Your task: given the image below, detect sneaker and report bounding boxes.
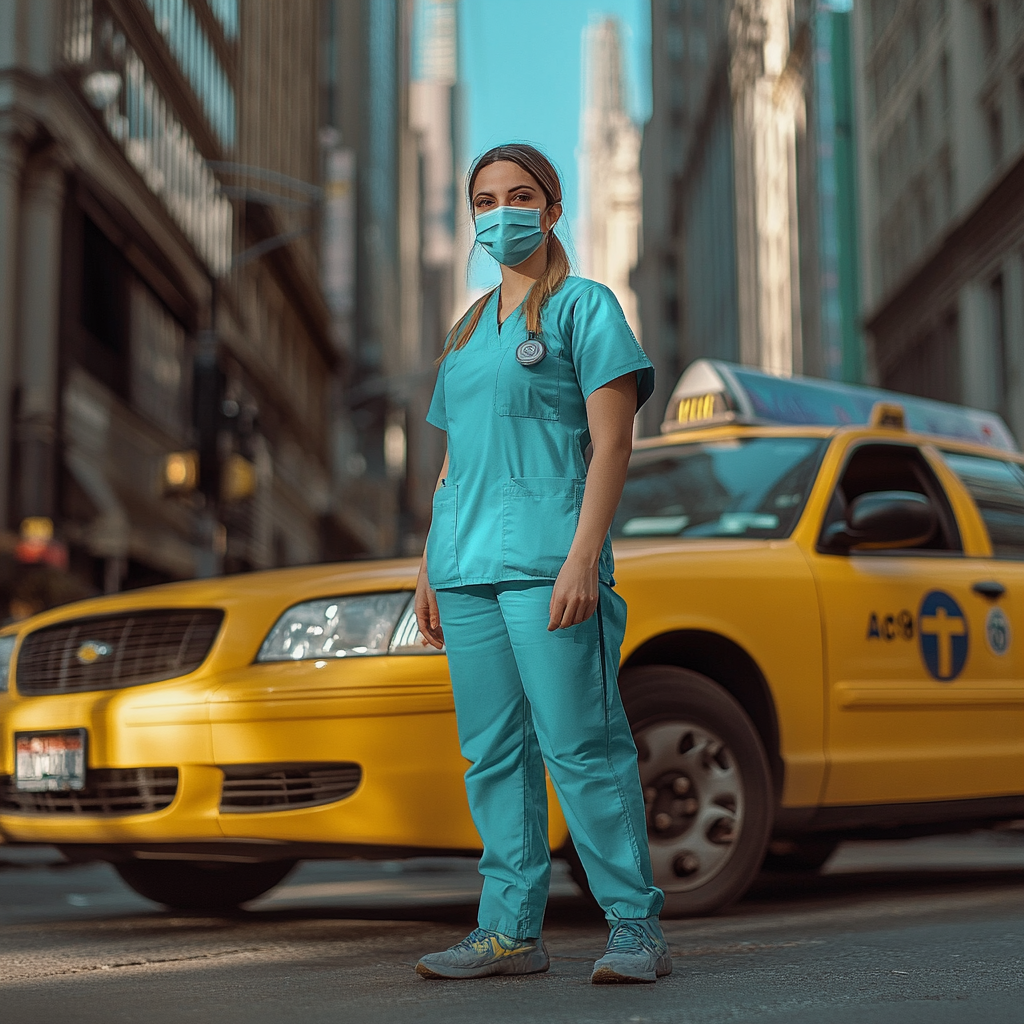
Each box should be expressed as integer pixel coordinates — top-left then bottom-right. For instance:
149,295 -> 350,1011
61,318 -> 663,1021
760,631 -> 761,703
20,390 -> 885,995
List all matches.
590,917 -> 672,984
416,927 -> 550,979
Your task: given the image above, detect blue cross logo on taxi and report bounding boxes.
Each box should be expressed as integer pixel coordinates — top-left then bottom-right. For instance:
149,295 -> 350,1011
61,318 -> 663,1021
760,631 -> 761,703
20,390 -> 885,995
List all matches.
918,590 -> 968,681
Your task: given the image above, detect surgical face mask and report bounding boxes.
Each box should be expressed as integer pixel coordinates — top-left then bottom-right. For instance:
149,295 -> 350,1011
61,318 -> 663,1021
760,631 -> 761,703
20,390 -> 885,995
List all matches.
474,205 -> 547,267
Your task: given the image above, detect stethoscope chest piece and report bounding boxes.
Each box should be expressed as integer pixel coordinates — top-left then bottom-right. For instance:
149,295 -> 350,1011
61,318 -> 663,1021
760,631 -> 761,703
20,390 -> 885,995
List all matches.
515,332 -> 546,366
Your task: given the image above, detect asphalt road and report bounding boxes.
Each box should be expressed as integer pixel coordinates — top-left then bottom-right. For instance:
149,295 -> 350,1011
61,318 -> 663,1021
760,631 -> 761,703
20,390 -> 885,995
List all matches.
1,831 -> 1022,1024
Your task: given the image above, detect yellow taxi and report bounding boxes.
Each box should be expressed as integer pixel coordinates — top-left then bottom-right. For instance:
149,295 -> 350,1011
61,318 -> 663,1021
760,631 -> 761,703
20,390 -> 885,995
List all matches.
2,359 -> 1023,917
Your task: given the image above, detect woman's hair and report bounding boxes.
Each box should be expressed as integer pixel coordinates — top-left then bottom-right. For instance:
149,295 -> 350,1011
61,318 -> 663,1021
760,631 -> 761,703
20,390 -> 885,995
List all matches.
435,143 -> 571,365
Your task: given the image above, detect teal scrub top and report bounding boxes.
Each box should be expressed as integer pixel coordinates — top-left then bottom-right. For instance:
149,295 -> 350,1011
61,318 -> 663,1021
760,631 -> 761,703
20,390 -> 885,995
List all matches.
425,276 -> 655,591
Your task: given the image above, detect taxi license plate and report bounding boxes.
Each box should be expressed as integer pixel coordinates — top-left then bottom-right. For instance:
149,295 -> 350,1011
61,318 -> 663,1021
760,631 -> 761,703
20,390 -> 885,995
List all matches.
14,730 -> 87,792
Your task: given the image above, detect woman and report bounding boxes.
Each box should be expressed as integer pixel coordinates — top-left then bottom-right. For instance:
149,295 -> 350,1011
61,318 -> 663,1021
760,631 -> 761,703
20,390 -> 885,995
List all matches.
413,144 -> 668,984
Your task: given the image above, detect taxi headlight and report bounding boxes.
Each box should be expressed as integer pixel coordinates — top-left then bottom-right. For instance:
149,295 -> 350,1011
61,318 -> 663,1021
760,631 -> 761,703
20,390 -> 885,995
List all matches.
256,592 -> 425,663
0,635 -> 15,693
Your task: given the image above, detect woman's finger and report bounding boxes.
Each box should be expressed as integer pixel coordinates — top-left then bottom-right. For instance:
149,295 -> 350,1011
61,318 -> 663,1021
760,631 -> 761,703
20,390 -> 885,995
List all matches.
548,587 -> 568,630
428,591 -> 444,640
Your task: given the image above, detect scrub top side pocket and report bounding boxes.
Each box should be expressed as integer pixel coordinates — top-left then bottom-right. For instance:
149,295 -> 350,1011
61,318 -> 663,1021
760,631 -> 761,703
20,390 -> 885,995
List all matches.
493,341 -> 561,420
427,483 -> 460,587
502,476 -> 585,578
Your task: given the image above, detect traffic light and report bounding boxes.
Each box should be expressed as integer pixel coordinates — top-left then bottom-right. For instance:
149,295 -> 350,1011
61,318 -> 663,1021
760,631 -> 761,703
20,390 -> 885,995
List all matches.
162,451 -> 199,495
221,453 -> 257,503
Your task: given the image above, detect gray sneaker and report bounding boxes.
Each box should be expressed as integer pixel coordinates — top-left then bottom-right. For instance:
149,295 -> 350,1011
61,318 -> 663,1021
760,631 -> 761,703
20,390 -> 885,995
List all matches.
590,917 -> 672,984
416,927 -> 550,979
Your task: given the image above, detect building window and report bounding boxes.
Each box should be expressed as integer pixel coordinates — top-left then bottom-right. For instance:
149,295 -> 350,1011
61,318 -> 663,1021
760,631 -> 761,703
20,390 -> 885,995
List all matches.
939,146 -> 955,218
914,91 -> 927,154
989,272 -> 1008,419
909,6 -> 922,55
915,180 -> 932,248
870,0 -> 899,46
130,283 -> 189,439
142,0 -> 237,148
987,99 -> 1004,167
666,25 -> 684,62
58,4 -> 232,274
80,217 -> 130,398
981,1 -> 999,56
1018,74 -> 1024,139
882,310 -> 960,405
206,0 -> 238,41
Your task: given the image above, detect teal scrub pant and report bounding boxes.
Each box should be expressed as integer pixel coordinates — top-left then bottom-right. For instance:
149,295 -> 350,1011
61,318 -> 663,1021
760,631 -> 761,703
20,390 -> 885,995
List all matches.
434,579 -> 664,939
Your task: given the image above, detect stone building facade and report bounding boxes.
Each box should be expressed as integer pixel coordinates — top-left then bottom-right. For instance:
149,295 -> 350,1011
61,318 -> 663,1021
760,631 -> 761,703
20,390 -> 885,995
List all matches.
853,0 -> 1024,441
0,0 -> 360,600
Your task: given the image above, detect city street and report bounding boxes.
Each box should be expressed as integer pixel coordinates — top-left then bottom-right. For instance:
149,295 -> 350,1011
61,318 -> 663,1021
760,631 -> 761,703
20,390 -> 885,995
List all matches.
1,831 -> 1022,1023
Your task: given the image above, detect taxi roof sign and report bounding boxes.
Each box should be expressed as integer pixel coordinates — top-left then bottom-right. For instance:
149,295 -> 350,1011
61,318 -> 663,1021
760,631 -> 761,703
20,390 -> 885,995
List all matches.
868,402 -> 906,430
661,359 -> 1019,452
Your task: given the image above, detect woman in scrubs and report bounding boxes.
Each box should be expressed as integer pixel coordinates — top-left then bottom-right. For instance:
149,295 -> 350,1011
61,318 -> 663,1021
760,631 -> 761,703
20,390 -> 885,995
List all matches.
413,144 -> 668,984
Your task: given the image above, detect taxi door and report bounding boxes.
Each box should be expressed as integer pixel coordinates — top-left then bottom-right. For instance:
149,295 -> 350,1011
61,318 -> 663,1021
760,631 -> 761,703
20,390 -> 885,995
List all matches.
808,439 -> 1024,807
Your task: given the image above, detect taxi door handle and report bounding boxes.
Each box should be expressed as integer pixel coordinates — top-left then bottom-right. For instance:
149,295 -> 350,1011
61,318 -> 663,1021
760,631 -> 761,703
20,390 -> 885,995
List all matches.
972,580 -> 1006,598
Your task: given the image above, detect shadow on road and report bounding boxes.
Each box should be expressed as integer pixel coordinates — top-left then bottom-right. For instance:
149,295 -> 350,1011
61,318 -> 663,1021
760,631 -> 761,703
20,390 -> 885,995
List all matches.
229,865 -> 1024,929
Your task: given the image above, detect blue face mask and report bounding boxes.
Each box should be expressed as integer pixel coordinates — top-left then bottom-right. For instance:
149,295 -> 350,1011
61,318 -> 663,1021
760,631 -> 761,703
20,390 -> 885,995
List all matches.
474,205 -> 547,267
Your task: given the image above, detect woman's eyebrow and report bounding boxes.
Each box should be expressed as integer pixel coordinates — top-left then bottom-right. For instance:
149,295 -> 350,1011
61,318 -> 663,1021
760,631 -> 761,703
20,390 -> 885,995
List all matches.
507,184 -> 536,193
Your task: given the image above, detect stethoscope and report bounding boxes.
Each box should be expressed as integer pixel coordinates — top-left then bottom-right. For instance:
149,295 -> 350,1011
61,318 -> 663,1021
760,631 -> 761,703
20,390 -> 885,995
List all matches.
515,331 -> 546,366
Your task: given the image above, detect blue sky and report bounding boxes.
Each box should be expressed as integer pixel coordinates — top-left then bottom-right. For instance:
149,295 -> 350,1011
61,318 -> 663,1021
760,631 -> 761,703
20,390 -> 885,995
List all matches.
459,0 -> 650,283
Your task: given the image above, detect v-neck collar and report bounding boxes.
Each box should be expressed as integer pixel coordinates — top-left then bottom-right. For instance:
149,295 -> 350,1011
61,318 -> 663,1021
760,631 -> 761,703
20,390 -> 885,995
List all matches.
495,289 -> 525,336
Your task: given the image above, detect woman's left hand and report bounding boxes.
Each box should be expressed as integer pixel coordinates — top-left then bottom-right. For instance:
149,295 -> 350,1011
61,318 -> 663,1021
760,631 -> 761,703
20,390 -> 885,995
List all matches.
548,552 -> 599,630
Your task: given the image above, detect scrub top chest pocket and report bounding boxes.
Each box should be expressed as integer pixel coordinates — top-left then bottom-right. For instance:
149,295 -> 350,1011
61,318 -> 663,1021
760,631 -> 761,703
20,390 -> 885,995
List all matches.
494,335 -> 562,420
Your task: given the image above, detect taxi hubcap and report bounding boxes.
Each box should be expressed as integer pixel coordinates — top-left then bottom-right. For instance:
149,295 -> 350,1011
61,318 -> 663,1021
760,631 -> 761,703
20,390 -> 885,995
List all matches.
635,720 -> 743,893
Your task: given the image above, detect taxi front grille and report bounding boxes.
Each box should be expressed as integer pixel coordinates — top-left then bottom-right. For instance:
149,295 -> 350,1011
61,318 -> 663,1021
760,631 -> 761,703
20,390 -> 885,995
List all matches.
16,610 -> 224,695
0,768 -> 178,815
219,763 -> 362,813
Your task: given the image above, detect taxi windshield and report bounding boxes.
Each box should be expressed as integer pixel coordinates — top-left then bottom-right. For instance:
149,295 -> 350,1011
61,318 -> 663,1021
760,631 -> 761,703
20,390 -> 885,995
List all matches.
613,437 -> 827,541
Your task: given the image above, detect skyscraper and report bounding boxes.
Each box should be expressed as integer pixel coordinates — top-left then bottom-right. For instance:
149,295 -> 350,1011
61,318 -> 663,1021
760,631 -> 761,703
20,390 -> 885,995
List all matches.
633,0 -> 863,435
578,16 -> 643,340
318,0 -> 460,559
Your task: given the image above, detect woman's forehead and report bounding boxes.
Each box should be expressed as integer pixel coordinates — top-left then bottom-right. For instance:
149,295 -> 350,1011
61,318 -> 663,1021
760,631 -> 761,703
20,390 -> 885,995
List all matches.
473,161 -> 541,194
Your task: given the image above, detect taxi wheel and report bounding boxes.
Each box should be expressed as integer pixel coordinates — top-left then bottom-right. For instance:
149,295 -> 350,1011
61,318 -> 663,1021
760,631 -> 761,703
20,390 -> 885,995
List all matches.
114,858 -> 298,912
616,665 -> 772,918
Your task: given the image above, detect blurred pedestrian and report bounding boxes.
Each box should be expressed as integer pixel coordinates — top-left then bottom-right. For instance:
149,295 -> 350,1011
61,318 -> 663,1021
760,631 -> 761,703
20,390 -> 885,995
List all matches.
414,143 -> 669,983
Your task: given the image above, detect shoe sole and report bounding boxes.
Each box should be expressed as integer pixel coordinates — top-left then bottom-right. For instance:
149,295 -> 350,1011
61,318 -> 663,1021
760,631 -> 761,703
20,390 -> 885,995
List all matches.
590,957 -> 672,985
416,956 -> 550,980
590,966 -> 656,984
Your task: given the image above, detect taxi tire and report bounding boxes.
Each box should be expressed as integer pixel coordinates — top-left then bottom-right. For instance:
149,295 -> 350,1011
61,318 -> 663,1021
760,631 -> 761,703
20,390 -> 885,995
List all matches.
566,665 -> 774,919
114,858 -> 298,912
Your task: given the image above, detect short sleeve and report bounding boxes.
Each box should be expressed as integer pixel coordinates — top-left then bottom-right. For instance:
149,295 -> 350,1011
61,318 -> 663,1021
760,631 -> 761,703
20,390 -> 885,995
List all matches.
570,284 -> 655,413
426,360 -> 447,430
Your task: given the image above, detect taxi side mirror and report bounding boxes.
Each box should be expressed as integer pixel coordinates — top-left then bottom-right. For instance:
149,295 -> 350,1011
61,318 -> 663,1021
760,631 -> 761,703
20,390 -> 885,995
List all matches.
821,490 -> 936,552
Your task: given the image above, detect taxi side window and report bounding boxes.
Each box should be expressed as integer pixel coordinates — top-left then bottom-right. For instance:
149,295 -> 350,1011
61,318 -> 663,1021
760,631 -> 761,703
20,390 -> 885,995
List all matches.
941,451 -> 1024,559
819,444 -> 962,554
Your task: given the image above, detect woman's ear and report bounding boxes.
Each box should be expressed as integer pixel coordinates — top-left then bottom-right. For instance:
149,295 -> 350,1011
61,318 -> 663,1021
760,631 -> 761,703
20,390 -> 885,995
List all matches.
543,202 -> 562,233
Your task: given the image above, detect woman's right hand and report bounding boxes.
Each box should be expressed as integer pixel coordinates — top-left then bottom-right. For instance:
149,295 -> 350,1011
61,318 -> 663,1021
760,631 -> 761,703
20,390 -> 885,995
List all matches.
415,558 -> 445,649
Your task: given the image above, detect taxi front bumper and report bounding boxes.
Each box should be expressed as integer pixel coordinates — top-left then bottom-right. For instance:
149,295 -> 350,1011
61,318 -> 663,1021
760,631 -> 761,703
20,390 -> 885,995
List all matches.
0,657 -> 484,855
